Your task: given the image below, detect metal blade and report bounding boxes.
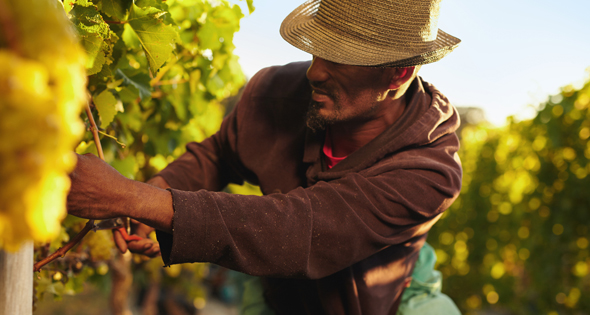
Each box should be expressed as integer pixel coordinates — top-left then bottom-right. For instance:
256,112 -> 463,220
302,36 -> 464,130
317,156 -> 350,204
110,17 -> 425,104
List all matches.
93,218 -> 125,231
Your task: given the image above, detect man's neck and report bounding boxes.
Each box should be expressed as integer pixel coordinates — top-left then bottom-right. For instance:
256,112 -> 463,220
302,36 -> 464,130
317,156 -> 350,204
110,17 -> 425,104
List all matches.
329,93 -> 407,157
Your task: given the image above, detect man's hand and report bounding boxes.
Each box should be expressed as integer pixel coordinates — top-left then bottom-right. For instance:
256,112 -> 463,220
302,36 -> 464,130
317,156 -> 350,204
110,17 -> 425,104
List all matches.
113,219 -> 161,257
68,153 -> 174,257
67,153 -> 132,219
112,176 -> 172,257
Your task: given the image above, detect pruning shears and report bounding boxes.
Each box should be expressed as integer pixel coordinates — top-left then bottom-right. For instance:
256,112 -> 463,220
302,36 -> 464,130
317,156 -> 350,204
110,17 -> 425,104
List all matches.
93,217 -> 143,241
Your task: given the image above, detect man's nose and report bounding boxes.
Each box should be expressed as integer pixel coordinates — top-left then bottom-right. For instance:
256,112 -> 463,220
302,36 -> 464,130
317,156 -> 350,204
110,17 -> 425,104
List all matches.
306,56 -> 330,83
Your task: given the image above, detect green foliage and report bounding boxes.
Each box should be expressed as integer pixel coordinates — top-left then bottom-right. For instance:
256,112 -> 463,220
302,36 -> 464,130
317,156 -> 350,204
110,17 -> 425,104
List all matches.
35,0 -> 251,303
96,0 -> 133,21
93,89 -> 119,128
430,77 -> 590,314
126,4 -> 179,75
69,1 -> 119,75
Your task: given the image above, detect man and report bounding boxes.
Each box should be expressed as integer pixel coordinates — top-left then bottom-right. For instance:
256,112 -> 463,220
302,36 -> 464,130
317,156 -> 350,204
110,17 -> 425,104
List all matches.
67,0 -> 462,314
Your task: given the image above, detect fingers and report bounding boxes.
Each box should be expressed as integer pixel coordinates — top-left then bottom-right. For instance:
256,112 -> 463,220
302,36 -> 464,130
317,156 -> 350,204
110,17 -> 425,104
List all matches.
127,239 -> 161,257
113,218 -> 160,257
113,229 -> 128,254
143,243 -> 160,257
113,229 -> 159,257
114,232 -> 160,257
130,218 -> 141,225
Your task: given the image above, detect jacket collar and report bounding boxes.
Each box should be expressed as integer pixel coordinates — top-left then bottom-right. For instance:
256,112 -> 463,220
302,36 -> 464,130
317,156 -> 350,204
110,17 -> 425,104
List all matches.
303,76 -> 459,185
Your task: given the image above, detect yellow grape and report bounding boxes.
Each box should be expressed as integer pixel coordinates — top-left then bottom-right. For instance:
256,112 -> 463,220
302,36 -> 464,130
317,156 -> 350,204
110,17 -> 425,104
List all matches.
0,0 -> 87,251
85,230 -> 114,262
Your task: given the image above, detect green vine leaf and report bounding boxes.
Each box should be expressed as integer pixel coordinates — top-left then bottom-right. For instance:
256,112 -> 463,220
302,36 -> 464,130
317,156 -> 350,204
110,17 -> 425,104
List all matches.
94,90 -> 119,128
110,155 -> 138,179
122,23 -> 141,50
134,0 -> 165,9
96,0 -> 133,21
76,141 -> 99,156
246,0 -> 255,14
69,2 -> 119,75
197,4 -> 243,51
127,5 -> 179,76
118,85 -> 141,103
81,33 -> 107,75
116,69 -> 152,101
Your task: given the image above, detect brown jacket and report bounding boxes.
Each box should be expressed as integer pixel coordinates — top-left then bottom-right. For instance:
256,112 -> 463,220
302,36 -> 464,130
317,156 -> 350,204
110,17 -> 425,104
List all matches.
156,61 -> 462,314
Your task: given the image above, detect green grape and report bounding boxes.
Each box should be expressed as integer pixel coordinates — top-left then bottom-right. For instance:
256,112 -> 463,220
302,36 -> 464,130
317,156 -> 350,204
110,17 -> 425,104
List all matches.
85,230 -> 114,262
0,0 -> 87,251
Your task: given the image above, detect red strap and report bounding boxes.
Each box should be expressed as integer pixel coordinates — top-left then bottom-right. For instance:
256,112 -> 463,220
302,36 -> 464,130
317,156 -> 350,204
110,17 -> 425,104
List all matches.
117,227 -> 143,241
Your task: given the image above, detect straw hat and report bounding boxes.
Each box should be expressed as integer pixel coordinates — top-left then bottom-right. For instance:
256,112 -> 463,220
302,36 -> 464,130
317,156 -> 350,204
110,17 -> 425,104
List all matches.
280,0 -> 461,67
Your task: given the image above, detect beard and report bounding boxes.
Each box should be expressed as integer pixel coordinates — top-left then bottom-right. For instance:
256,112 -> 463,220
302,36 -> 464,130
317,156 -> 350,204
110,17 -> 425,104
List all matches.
305,96 -> 381,133
305,81 -> 342,132
305,100 -> 339,132
305,80 -> 384,132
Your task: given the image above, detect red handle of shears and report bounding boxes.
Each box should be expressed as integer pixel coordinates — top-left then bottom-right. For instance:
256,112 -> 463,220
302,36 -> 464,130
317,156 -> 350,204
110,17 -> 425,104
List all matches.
117,227 -> 143,241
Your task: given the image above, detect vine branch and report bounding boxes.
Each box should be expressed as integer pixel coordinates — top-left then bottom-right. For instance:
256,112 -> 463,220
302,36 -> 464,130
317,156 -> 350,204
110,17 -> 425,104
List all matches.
0,0 -> 21,54
34,98 -> 105,272
85,99 -> 105,160
104,20 -> 127,25
34,220 -> 94,272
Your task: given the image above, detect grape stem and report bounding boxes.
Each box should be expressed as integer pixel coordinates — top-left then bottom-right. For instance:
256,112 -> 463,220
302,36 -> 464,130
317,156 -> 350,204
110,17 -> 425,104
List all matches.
98,130 -> 126,148
104,20 -> 126,25
33,220 -> 95,272
34,98 -> 105,272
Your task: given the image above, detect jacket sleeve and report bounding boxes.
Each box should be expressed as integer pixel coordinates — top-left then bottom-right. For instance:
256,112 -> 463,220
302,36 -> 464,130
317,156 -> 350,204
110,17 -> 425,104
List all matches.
157,135 -> 461,279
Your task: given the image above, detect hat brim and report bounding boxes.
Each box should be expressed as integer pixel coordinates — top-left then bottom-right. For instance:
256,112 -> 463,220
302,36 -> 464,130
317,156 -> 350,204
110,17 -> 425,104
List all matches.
280,0 -> 461,67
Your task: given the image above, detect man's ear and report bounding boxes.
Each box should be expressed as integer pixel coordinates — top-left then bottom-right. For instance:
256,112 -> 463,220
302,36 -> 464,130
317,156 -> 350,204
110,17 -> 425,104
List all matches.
388,66 -> 416,90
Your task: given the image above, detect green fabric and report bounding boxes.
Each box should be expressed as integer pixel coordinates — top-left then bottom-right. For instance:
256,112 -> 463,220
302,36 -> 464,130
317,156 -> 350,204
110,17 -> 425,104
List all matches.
397,243 -> 461,315
240,275 -> 276,315
237,242 -> 460,315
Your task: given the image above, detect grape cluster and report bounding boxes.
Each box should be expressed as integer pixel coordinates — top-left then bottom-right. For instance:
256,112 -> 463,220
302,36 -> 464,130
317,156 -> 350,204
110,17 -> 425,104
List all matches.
0,0 -> 87,250
85,230 -> 114,262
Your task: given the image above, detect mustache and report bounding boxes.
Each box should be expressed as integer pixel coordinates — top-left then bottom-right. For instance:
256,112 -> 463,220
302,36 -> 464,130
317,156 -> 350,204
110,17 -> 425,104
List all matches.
309,81 -> 335,97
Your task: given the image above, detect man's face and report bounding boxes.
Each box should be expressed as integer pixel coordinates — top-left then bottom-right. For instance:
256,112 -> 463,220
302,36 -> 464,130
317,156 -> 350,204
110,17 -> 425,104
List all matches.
305,56 -> 393,131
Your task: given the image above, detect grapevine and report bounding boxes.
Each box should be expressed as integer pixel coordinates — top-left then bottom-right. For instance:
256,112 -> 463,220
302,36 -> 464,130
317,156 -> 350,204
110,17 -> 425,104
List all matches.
429,76 -> 590,313
2,0 -> 253,310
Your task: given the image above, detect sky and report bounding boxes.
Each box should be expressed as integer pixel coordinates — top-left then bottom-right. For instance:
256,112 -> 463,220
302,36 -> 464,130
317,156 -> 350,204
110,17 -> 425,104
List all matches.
232,0 -> 590,126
